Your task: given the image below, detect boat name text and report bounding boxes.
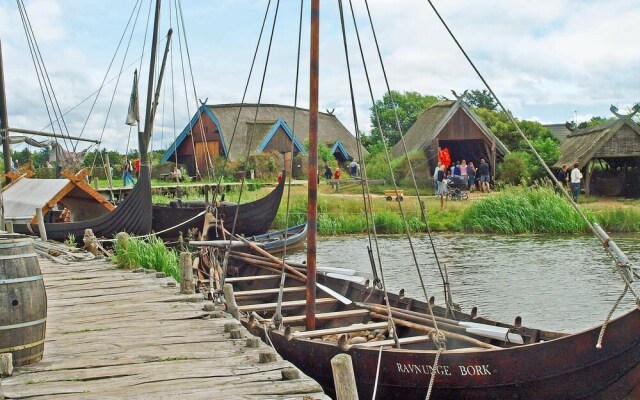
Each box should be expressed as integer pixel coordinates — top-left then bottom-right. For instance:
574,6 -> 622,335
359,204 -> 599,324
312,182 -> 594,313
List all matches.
396,363 -> 492,376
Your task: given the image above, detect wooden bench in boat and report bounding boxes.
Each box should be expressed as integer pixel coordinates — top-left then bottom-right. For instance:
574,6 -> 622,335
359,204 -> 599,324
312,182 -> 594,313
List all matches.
277,309 -> 370,325
238,297 -> 337,312
291,322 -> 388,339
226,275 -> 281,283
234,286 -> 307,298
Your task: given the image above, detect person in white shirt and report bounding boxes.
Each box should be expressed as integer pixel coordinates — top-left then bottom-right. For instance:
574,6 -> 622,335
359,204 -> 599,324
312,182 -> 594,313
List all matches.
433,162 -> 442,194
570,162 -> 583,202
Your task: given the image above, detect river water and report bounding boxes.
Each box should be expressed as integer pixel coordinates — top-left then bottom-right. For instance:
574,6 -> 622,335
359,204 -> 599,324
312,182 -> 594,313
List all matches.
289,233 -> 640,333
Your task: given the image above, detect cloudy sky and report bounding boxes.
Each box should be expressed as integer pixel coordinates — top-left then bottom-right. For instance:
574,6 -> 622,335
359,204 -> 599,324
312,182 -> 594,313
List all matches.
0,0 -> 638,154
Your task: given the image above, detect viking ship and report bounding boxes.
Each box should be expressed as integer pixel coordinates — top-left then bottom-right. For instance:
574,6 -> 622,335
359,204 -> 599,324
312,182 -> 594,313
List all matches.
207,1 -> 640,398
1,1 -> 167,242
152,175 -> 285,242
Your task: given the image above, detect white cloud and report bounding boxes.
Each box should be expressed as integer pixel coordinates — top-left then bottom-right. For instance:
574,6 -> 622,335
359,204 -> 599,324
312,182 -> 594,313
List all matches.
0,0 -> 638,154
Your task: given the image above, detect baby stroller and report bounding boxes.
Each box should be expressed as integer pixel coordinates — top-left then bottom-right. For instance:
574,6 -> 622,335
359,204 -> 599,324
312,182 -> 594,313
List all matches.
444,179 -> 469,200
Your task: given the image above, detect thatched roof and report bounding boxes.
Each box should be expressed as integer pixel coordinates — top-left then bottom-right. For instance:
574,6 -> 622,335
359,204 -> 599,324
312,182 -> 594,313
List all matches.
391,98 -> 509,158
165,103 -> 366,161
544,123 -> 573,143
553,118 -> 640,169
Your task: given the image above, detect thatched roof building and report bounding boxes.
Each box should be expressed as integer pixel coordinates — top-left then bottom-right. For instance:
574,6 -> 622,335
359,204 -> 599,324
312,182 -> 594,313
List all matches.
544,123 -> 573,143
553,117 -> 640,197
391,98 -> 509,172
161,103 -> 366,176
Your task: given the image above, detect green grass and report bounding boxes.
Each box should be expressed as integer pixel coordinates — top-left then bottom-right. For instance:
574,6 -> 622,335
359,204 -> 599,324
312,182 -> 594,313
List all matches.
460,186 -> 593,234
112,235 -> 180,281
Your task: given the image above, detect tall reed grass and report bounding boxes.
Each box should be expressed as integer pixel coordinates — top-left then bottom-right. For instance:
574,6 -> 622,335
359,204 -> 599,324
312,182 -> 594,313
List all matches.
112,235 -> 180,281
461,186 -> 592,234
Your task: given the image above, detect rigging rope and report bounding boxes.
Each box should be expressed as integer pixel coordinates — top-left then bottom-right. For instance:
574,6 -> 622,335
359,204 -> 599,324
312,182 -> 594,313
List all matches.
363,0 -> 453,312
207,0 -> 273,200
176,0 -> 214,180
227,0 -> 281,242
424,0 -> 640,309
344,0 -> 444,341
337,0 -> 402,348
17,0 -> 73,151
274,0 -> 305,329
16,0 -> 68,153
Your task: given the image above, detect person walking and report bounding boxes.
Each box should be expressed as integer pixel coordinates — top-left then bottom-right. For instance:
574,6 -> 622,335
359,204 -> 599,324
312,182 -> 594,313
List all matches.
557,164 -> 569,188
323,162 -> 333,182
467,162 -> 476,192
570,162 -> 583,202
478,158 -> 491,193
436,164 -> 447,209
349,160 -> 357,178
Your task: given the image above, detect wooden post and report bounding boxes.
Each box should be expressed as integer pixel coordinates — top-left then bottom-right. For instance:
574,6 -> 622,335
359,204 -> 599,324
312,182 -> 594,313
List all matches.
283,151 -> 292,176
179,252 -> 194,294
93,176 -> 99,190
35,208 -> 47,241
584,159 -> 591,196
4,221 -> 11,234
0,353 -> 12,376
223,283 -> 240,320
331,354 -> 359,400
105,154 -> 113,188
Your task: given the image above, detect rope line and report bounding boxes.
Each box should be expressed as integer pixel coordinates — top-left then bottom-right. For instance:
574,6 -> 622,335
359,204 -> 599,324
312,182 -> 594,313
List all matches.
274,0 -> 304,327
363,0 -> 452,312
424,0 -> 640,308
344,0 -> 442,337
337,0 -> 403,348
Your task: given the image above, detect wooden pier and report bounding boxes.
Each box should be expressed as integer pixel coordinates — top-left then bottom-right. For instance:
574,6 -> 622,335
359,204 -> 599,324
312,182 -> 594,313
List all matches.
1,257 -> 328,399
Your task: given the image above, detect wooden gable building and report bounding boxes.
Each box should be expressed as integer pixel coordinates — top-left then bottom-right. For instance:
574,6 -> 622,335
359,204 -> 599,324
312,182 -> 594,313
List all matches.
162,103 -> 366,177
553,114 -> 640,197
391,98 -> 509,173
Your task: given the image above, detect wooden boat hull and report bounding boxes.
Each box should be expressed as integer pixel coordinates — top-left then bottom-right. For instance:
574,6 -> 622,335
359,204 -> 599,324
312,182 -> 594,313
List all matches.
229,263 -> 640,400
265,310 -> 640,399
152,178 -> 285,241
12,165 -> 152,241
249,223 -> 307,253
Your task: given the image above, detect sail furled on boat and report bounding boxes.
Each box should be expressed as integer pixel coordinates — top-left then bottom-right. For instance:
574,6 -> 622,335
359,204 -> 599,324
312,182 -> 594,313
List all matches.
126,69 -> 140,126
50,142 -> 88,170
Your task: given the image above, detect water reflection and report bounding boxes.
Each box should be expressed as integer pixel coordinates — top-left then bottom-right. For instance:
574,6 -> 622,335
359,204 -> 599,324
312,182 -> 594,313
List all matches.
290,233 -> 640,333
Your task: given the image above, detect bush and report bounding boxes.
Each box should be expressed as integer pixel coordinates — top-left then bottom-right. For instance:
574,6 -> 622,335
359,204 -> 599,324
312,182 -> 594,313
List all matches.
461,185 -> 593,234
498,152 -> 532,184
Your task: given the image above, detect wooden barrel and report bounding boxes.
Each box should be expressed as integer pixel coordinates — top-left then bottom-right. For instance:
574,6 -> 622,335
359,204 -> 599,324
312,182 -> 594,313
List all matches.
0,236 -> 47,366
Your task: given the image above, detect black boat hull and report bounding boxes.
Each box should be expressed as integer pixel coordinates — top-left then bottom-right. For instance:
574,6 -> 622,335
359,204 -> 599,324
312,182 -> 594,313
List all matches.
13,165 -> 152,242
231,264 -> 640,400
152,178 -> 285,241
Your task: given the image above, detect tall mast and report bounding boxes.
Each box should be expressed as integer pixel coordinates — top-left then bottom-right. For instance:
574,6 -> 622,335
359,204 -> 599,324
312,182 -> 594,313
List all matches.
306,0 -> 319,331
0,39 -> 12,182
140,0 -> 162,165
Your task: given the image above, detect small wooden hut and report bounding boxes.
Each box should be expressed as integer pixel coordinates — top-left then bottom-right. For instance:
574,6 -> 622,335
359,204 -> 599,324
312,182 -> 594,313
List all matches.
162,103 -> 366,176
553,115 -> 640,197
391,98 -> 509,175
2,169 -> 115,224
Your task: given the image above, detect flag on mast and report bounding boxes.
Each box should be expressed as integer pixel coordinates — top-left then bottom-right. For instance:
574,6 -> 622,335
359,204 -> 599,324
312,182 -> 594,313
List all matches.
125,69 -> 139,126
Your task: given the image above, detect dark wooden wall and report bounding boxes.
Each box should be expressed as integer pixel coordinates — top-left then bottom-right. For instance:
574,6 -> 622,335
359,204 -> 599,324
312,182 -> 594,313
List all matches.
176,114 -> 222,158
262,127 -> 299,155
595,125 -> 640,158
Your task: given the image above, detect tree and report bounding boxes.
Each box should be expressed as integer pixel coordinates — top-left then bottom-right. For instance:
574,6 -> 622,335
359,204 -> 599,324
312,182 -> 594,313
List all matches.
473,107 -> 561,180
365,91 -> 439,153
303,139 -> 334,163
464,89 -> 498,111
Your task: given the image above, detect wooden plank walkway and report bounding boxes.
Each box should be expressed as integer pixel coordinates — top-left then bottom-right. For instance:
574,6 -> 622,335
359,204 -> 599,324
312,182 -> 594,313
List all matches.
1,257 -> 329,400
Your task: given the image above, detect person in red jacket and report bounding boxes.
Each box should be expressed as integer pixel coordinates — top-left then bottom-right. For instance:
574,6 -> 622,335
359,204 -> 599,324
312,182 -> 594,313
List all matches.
133,158 -> 140,179
333,168 -> 341,180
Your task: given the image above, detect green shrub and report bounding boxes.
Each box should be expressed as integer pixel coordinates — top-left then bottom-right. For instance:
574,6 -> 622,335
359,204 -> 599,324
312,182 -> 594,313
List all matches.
461,185 -> 592,234
112,235 -> 180,281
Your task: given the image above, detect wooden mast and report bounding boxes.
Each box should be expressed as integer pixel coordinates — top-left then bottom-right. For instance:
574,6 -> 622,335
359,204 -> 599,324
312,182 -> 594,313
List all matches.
306,0 -> 320,331
140,0 -> 162,165
0,39 -> 12,182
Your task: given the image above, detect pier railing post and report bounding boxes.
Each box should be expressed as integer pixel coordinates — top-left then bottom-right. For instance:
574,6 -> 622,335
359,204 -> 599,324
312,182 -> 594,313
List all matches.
223,283 -> 239,320
179,252 -> 194,294
331,353 -> 359,400
35,208 -> 47,241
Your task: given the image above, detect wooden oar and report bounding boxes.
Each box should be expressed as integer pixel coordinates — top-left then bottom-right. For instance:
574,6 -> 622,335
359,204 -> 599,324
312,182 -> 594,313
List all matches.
210,220 -> 352,305
369,312 -> 499,350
